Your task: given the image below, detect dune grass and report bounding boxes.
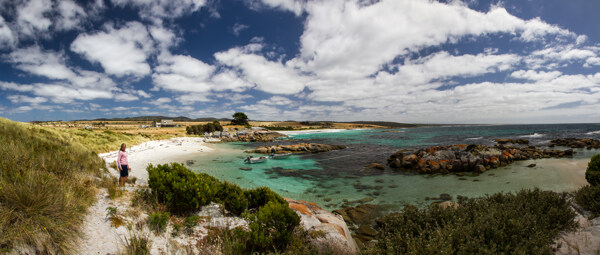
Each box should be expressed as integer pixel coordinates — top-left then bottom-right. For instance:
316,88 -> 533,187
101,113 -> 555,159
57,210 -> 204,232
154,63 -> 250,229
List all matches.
0,118 -> 106,254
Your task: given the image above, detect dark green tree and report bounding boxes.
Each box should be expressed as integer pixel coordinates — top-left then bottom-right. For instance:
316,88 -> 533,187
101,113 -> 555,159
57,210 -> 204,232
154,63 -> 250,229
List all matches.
231,112 -> 249,125
213,120 -> 224,131
586,154 -> 600,186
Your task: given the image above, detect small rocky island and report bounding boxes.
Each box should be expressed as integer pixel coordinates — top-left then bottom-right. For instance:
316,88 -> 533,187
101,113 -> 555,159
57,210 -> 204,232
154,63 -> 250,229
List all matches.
248,143 -> 346,154
387,139 -> 578,174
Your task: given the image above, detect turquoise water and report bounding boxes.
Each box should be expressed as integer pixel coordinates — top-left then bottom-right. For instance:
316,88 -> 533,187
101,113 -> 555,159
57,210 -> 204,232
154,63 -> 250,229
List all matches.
188,124 -> 600,211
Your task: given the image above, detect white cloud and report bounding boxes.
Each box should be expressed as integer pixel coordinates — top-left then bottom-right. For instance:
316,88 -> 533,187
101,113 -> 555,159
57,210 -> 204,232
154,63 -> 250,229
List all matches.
295,0 -> 574,80
110,0 -> 207,24
149,26 -> 179,50
8,46 -> 77,80
149,97 -> 172,105
55,0 -> 87,31
71,22 -> 153,77
0,16 -> 16,48
511,70 -> 562,82
232,23 -> 249,36
249,0 -> 305,16
215,43 -> 307,94
16,0 -> 53,37
257,96 -> 294,106
153,53 -> 216,93
6,95 -> 48,104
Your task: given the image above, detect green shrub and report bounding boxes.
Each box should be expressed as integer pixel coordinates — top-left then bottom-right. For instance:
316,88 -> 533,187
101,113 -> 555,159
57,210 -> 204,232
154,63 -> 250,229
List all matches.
366,189 -> 576,254
183,215 -> 201,234
245,201 -> 301,252
575,185 -> 600,217
218,181 -> 249,215
245,186 -> 286,210
147,212 -> 170,233
147,163 -> 220,214
120,230 -> 151,255
586,154 -> 600,186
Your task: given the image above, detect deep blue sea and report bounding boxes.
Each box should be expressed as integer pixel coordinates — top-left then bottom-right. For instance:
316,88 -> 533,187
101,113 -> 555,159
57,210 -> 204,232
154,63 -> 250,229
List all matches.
188,124 -> 600,211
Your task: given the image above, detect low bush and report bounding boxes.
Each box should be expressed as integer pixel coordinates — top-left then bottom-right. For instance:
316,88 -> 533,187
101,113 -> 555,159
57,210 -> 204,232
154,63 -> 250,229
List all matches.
147,212 -> 170,233
217,181 -> 249,215
147,163 -> 220,214
245,186 -> 286,210
244,201 -> 301,252
145,163 -> 301,253
585,154 -> 600,186
575,185 -> 600,217
365,189 -> 576,254
183,215 -> 201,234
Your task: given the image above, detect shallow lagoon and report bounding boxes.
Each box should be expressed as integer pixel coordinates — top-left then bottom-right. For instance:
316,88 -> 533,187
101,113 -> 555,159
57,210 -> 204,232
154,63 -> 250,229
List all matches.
187,125 -> 600,211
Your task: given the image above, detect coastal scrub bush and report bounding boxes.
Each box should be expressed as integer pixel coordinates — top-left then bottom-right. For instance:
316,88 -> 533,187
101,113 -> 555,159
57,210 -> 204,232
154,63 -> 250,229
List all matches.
575,185 -> 600,217
585,154 -> 600,186
364,188 -> 576,254
245,186 -> 286,210
217,181 -> 249,215
147,163 -> 221,214
147,212 -> 170,233
244,201 -> 301,252
0,118 -> 105,254
183,215 -> 201,234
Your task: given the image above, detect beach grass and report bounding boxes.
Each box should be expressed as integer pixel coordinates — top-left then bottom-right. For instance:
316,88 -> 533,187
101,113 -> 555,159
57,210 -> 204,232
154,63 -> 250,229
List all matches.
0,117 -> 106,254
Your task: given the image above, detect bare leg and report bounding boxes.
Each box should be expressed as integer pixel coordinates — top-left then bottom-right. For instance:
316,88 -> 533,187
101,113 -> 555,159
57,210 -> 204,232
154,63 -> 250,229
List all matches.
123,176 -> 128,185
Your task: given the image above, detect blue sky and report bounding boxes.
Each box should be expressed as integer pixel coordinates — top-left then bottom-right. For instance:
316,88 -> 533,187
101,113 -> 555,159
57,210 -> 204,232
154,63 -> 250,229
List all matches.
0,0 -> 599,123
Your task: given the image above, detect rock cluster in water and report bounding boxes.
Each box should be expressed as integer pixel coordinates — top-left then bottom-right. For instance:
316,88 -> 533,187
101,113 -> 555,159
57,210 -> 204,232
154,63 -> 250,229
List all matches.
387,143 -> 574,174
221,132 -> 288,142
248,143 -> 346,154
549,138 -> 600,149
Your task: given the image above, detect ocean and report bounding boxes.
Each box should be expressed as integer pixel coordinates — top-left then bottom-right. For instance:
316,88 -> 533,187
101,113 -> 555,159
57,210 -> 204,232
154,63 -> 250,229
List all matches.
187,124 -> 600,212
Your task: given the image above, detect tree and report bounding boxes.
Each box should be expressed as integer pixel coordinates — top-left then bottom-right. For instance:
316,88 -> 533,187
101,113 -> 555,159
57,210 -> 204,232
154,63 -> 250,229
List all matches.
586,154 -> 600,186
231,112 -> 249,125
213,120 -> 223,131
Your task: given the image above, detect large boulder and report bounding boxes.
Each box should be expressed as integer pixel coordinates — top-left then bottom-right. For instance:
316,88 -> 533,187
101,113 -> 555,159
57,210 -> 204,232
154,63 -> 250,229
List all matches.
286,199 -> 358,254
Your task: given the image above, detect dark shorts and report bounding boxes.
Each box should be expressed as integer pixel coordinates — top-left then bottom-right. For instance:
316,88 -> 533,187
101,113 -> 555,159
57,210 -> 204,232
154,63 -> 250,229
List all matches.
120,165 -> 129,177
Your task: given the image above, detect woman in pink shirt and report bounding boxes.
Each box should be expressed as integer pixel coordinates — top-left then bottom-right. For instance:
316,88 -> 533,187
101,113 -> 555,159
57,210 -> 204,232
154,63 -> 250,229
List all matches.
117,143 -> 129,186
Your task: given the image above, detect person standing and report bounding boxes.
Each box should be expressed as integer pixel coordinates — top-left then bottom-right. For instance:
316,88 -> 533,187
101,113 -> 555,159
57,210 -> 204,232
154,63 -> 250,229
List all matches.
117,143 -> 129,186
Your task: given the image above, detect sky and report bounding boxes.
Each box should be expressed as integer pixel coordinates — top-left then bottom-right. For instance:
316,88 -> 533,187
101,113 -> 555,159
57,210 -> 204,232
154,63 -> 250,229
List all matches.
0,0 -> 599,124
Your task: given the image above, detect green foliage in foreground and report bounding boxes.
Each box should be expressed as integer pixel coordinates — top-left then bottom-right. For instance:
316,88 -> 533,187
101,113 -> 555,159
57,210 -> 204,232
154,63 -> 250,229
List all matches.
575,185 -> 600,217
364,189 -> 577,255
0,118 -> 106,254
147,212 -> 170,233
586,154 -> 600,186
146,163 -> 300,253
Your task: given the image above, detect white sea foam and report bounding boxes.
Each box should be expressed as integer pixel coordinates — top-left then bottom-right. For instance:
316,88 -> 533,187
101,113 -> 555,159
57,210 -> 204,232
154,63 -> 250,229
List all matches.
586,130 -> 600,135
520,133 -> 545,138
465,137 -> 483,140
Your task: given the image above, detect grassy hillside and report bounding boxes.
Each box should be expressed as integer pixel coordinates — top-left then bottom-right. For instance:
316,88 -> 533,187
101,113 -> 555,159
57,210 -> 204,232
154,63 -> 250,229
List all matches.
0,118 -> 107,254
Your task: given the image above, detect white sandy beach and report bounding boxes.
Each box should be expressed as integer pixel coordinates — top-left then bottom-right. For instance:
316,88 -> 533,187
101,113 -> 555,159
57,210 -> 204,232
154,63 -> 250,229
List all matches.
99,137 -> 217,182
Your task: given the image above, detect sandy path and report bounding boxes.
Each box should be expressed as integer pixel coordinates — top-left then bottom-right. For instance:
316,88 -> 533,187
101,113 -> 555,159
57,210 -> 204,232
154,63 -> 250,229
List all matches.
79,137 -> 218,255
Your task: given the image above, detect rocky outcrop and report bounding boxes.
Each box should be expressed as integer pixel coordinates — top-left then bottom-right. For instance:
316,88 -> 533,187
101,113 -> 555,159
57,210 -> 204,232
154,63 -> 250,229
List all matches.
495,138 -> 530,145
248,143 -> 346,154
221,132 -> 288,142
285,199 -> 358,254
549,138 -> 600,149
387,144 -> 575,174
333,204 -> 390,248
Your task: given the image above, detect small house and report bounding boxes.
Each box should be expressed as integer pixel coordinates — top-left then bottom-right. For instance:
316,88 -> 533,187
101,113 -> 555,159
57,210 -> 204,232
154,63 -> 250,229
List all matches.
157,119 -> 175,127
